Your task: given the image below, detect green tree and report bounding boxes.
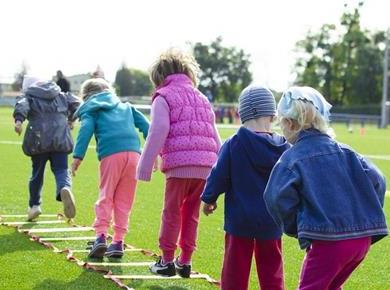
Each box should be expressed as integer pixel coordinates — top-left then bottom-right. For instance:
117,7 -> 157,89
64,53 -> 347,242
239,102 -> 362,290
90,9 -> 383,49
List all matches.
114,64 -> 152,96
193,37 -> 252,102
293,1 -> 385,106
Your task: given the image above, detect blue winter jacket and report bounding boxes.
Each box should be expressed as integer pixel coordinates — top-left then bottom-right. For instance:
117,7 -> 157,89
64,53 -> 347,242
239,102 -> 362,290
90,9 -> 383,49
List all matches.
73,92 -> 150,160
201,127 -> 290,239
264,129 -> 388,249
13,81 -> 81,156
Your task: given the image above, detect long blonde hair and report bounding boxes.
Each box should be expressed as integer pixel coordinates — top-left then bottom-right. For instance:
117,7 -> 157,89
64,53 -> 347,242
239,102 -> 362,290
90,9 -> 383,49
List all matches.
80,78 -> 114,101
149,48 -> 200,88
278,99 -> 334,143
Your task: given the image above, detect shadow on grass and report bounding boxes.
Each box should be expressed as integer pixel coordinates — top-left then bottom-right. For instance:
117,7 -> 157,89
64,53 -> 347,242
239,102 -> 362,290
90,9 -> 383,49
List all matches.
32,271 -> 116,290
0,227 -> 44,257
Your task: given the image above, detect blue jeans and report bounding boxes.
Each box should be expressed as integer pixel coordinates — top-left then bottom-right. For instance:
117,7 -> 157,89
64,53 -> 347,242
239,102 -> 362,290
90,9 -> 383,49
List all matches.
29,152 -> 71,207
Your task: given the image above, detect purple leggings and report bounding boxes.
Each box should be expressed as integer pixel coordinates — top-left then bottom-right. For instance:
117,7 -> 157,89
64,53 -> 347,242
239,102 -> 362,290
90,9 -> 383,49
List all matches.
298,237 -> 371,290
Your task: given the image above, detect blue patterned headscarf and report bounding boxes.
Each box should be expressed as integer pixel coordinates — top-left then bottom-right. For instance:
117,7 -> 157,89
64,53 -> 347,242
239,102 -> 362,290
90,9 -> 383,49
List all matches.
278,86 -> 332,121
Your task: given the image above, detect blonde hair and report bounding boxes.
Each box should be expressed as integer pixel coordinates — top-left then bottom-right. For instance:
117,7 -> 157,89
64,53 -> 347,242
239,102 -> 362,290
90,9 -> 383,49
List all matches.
149,48 -> 200,87
278,99 -> 334,143
80,78 -> 114,100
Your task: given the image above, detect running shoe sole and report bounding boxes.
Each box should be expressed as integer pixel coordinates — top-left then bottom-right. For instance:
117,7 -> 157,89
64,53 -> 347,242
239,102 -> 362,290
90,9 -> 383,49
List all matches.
60,188 -> 76,219
88,244 -> 107,258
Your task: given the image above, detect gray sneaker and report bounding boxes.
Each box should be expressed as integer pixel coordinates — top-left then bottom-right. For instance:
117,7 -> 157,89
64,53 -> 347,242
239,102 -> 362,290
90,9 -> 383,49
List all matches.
60,187 -> 76,219
27,205 -> 42,221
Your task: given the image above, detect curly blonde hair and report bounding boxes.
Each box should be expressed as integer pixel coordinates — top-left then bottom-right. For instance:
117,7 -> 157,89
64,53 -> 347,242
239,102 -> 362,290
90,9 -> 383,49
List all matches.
279,100 -> 334,143
80,78 -> 114,100
149,48 -> 200,87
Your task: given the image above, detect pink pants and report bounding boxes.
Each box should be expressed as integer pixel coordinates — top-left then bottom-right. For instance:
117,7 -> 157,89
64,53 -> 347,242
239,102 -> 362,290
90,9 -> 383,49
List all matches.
159,178 -> 206,264
94,151 -> 139,242
298,237 -> 371,290
221,234 -> 285,290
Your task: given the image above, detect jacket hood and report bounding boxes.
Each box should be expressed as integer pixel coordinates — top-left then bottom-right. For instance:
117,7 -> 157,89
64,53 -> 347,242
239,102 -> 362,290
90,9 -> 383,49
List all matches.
237,127 -> 290,170
26,81 -> 61,100
75,91 -> 120,117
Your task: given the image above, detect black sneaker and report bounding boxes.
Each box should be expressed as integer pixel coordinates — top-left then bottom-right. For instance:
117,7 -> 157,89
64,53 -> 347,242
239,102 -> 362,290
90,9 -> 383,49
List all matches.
174,257 -> 191,278
105,241 -> 124,258
87,234 -> 107,258
149,257 -> 176,277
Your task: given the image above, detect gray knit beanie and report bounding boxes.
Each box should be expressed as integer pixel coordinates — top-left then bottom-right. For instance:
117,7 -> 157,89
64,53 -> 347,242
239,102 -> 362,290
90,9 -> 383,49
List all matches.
238,85 -> 276,123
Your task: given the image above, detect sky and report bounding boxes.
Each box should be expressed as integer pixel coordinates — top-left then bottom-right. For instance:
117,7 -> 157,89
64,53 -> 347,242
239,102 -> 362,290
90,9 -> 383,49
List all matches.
0,0 -> 389,91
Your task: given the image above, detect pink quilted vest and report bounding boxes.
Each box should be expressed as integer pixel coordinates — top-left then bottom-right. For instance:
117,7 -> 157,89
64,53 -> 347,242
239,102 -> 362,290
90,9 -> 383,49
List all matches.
152,74 -> 218,172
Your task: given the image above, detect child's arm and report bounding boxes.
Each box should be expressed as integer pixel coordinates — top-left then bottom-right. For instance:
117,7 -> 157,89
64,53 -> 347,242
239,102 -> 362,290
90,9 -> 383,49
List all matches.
72,112 -> 96,162
131,106 -> 150,140
136,97 -> 170,181
65,92 -> 82,122
263,163 -> 301,237
358,155 -> 387,206
201,141 -> 232,213
212,112 -> 222,150
13,95 -> 30,135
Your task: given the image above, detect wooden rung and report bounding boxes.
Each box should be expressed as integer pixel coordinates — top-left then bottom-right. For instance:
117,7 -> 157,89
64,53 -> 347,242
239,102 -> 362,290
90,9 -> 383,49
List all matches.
0,214 -> 59,218
70,248 -> 143,253
21,227 -> 93,233
3,220 -> 65,226
39,236 -> 96,242
104,274 -> 211,280
80,261 -> 153,266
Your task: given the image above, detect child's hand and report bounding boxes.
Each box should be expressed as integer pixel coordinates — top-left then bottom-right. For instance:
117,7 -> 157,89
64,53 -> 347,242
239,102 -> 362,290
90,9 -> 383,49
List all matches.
203,202 -> 217,216
14,121 -> 23,135
68,121 -> 74,130
71,158 -> 82,176
153,157 -> 159,172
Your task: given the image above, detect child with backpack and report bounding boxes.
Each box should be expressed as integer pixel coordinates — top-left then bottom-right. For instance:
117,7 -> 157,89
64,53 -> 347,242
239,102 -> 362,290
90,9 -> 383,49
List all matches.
13,76 -> 80,221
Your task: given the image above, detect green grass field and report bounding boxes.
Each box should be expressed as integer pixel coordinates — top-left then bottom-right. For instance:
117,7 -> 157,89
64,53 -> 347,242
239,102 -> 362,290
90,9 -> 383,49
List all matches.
0,107 -> 389,290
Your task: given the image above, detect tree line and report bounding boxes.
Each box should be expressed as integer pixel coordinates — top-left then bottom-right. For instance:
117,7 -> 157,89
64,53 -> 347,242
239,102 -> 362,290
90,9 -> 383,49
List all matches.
11,1 -> 387,109
116,2 -> 388,107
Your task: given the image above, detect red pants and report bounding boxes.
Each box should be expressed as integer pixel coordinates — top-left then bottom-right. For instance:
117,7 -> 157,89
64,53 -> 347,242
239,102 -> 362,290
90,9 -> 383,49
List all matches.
298,237 -> 371,290
221,234 -> 285,290
159,178 -> 205,264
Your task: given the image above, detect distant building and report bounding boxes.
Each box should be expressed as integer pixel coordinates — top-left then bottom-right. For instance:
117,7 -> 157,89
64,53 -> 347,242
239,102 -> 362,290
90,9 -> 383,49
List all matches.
66,73 -> 91,94
0,77 -> 15,97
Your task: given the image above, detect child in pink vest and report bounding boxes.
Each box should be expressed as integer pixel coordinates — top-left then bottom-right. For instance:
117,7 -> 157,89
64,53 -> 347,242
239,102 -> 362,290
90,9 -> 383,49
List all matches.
137,49 -> 221,277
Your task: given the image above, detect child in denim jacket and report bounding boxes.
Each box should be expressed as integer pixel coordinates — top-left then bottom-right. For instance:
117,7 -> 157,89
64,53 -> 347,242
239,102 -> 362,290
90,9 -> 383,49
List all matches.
264,86 -> 388,290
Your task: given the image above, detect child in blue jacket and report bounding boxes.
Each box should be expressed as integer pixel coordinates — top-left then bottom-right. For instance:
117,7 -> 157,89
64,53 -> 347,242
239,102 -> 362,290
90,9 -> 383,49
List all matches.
264,86 -> 388,290
202,85 -> 290,290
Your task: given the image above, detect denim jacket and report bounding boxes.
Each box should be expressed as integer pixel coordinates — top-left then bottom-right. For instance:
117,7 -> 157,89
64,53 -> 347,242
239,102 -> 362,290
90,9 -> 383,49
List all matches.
264,129 -> 388,249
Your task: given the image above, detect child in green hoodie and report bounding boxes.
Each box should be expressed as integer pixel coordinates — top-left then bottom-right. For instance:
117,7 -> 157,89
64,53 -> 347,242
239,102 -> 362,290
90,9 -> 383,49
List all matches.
71,78 -> 149,258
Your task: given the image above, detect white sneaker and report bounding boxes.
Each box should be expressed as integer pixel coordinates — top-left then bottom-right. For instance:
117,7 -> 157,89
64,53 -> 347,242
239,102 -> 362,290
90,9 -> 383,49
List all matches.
60,187 -> 76,219
27,205 -> 42,221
